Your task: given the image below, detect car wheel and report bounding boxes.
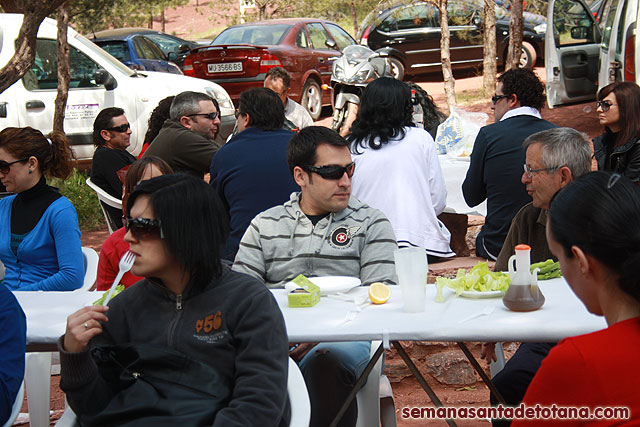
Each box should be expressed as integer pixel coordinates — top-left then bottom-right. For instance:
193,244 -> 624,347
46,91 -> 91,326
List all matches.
302,79 -> 322,120
388,57 -> 405,80
519,42 -> 537,69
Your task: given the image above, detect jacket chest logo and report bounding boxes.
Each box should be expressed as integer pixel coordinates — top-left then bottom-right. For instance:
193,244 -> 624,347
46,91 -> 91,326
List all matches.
329,225 -> 360,249
195,311 -> 222,334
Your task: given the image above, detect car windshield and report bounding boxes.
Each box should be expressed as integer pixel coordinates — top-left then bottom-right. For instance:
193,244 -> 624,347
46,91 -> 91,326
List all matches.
75,33 -> 135,76
145,33 -> 184,55
96,41 -> 131,62
213,24 -> 292,45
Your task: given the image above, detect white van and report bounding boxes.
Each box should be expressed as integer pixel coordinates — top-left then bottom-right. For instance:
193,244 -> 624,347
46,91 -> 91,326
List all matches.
0,14 -> 235,163
545,0 -> 639,107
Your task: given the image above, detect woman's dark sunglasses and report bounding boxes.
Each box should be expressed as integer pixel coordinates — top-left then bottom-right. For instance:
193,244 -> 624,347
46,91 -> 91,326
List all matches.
125,217 -> 164,239
0,158 -> 29,174
106,123 -> 131,133
596,100 -> 615,112
303,162 -> 355,180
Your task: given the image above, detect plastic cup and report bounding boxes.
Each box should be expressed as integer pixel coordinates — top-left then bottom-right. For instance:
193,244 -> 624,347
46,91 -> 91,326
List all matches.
394,247 -> 428,312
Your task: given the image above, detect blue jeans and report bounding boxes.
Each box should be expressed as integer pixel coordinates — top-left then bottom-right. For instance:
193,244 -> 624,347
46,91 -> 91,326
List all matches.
298,341 -> 371,427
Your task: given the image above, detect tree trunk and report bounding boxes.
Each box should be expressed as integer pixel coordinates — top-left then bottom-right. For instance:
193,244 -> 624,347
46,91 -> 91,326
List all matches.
161,9 -> 166,32
506,0 -> 524,70
54,2 -> 70,133
0,0 -> 68,94
149,13 -> 153,29
482,0 -> 497,95
350,1 -> 359,35
438,0 -> 456,109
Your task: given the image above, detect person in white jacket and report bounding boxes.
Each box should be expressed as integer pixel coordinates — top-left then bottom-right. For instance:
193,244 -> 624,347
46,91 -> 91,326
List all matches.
347,77 -> 454,261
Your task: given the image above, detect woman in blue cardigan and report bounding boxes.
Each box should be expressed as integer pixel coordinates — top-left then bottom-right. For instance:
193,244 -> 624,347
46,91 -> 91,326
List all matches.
0,127 -> 83,291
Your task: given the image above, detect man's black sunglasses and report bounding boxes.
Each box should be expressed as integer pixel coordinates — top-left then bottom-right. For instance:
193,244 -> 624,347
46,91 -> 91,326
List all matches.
106,123 -> 131,133
491,94 -> 509,105
125,217 -> 164,239
188,112 -> 219,120
303,162 -> 355,180
0,158 -> 29,174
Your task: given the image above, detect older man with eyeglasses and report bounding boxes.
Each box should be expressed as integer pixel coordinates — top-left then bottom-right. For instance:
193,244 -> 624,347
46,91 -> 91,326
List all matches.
462,68 -> 557,261
91,107 -> 137,228
143,91 -> 221,178
482,127 -> 593,427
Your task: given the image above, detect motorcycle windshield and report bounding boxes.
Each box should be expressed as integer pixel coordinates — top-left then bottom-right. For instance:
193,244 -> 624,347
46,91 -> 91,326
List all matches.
342,45 -> 375,63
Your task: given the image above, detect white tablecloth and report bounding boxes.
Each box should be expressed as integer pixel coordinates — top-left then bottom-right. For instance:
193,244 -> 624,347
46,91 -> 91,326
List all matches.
15,278 -> 606,349
438,155 -> 486,216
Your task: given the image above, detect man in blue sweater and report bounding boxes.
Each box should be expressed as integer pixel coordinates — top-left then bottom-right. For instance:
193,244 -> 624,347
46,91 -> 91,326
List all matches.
210,88 -> 299,260
462,69 -> 556,260
0,284 -> 26,425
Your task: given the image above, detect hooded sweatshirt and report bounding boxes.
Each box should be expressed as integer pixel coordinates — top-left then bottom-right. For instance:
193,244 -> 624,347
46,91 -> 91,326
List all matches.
233,192 -> 398,288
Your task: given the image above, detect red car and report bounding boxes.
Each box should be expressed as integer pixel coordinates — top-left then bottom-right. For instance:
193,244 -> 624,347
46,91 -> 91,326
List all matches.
183,18 -> 357,120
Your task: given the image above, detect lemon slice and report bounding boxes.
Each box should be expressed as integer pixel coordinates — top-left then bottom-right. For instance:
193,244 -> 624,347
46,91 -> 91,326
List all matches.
369,282 -> 391,304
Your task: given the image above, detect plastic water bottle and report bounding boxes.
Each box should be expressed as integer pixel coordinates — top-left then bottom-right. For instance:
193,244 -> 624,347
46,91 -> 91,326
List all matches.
411,89 -> 424,129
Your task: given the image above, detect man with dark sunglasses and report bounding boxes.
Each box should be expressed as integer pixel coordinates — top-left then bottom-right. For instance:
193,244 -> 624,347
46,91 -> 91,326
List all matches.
462,68 -> 556,261
143,91 -> 221,178
90,107 -> 136,229
233,126 -> 397,427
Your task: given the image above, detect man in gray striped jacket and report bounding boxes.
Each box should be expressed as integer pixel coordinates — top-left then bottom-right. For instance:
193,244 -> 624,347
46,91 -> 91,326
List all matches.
233,126 -> 397,427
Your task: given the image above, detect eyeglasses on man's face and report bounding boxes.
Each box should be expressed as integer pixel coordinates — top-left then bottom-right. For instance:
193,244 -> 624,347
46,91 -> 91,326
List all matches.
303,162 -> 355,180
0,158 -> 29,174
106,123 -> 131,133
596,100 -> 616,112
491,94 -> 509,105
523,163 -> 557,179
188,112 -> 219,120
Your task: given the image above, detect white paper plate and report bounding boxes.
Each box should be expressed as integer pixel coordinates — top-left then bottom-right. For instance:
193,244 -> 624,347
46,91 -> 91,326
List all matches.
459,290 -> 505,299
284,276 -> 361,296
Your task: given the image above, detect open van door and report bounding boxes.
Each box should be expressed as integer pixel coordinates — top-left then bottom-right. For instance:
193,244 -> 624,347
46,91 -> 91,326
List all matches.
546,0 -> 601,107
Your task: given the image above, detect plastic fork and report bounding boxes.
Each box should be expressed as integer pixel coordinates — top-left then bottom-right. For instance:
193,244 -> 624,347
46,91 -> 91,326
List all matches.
458,305 -> 495,324
102,251 -> 135,305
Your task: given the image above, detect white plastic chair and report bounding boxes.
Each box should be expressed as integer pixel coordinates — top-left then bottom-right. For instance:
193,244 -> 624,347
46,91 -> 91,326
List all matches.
288,357 -> 311,427
355,341 -> 397,427
24,352 -> 52,427
56,357 -> 311,427
80,247 -> 99,291
85,178 -> 122,234
2,381 -> 24,427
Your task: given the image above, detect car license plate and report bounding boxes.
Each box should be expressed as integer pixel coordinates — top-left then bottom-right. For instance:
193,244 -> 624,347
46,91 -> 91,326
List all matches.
208,62 -> 242,73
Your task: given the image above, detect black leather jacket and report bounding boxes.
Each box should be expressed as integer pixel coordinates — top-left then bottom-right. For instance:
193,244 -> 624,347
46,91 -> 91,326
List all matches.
593,131 -> 640,182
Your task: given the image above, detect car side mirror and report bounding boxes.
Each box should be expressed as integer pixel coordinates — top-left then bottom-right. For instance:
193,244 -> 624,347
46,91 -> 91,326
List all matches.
178,43 -> 190,53
325,39 -> 337,49
93,69 -> 117,91
167,51 -> 178,61
571,25 -> 591,40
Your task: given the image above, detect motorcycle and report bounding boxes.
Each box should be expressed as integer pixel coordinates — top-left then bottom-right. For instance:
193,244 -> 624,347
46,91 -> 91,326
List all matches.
328,45 -> 394,133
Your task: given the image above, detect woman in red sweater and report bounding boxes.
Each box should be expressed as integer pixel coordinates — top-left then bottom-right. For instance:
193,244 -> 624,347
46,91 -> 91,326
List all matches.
95,156 -> 172,290
513,171 -> 640,425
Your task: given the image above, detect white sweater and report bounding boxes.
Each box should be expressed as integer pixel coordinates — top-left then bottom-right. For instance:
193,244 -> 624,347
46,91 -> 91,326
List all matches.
351,126 -> 454,257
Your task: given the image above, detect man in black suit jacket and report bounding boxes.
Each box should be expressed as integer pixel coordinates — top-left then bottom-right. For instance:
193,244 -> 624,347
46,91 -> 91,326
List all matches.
462,69 -> 556,260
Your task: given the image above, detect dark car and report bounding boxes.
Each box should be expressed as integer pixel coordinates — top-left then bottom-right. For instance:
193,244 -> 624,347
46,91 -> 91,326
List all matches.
357,1 -> 547,79
92,29 -> 183,74
183,18 -> 357,120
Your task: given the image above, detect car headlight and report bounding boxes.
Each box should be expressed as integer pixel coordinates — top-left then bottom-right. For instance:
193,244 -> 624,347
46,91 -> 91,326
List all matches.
534,23 -> 547,34
205,86 -> 234,116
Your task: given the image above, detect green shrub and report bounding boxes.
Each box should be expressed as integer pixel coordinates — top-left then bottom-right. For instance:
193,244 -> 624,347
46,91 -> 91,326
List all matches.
49,169 -> 106,232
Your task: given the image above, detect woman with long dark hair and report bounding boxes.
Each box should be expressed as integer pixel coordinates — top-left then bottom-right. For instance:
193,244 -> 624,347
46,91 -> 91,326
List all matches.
95,156 -> 173,290
513,171 -> 640,423
593,81 -> 640,183
0,127 -> 83,291
347,77 -> 453,260
59,174 -> 289,426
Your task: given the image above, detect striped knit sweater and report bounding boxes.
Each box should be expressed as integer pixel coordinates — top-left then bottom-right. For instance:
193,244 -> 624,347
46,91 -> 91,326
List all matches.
233,192 -> 398,289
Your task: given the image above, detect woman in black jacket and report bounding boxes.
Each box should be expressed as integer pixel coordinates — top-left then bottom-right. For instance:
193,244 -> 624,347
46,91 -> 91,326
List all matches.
592,81 -> 640,183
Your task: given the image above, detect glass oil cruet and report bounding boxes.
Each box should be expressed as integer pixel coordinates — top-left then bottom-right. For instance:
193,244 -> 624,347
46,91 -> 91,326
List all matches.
503,244 -> 545,312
